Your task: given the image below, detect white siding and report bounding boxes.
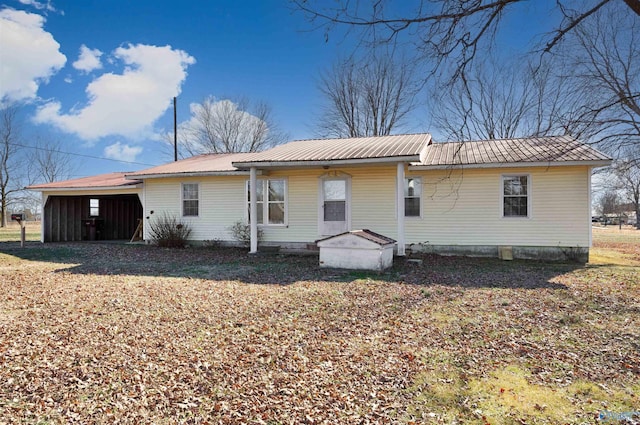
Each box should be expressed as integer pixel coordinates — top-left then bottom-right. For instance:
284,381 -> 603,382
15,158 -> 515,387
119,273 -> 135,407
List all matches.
406,166 -> 591,247
143,176 -> 246,241
141,164 -> 591,248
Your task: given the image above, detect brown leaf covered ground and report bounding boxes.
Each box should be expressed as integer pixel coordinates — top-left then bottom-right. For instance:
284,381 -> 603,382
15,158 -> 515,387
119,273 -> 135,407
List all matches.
0,229 -> 638,424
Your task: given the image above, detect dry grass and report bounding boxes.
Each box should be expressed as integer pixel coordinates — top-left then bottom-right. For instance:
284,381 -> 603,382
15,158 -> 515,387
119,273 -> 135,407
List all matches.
590,226 -> 640,266
0,230 -> 638,424
0,222 -> 41,243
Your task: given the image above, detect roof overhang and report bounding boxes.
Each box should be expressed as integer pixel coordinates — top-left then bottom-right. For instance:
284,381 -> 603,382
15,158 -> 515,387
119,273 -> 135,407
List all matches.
409,159 -> 613,170
124,171 -> 258,179
26,184 -> 143,192
233,155 -> 421,169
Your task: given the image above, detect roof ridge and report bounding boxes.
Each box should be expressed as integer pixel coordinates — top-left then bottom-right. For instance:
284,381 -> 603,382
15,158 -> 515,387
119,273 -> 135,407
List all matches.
290,132 -> 431,143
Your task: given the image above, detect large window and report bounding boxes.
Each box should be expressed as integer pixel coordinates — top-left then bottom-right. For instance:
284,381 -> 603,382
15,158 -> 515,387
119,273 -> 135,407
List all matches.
404,177 -> 421,217
247,179 -> 286,225
182,183 -> 199,216
502,175 -> 529,217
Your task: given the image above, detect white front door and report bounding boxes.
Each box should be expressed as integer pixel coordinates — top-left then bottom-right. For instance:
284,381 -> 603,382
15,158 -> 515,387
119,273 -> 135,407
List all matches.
320,177 -> 350,236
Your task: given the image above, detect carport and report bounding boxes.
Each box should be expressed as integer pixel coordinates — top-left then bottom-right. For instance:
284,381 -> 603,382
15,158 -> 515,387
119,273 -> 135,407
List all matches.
27,173 -> 143,242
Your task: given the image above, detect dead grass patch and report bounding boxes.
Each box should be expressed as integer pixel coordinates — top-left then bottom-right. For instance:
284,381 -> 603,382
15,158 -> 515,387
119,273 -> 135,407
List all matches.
0,233 -> 637,424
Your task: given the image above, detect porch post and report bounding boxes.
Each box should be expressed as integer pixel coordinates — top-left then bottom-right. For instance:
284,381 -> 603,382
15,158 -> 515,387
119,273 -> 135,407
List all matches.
249,166 -> 258,254
41,193 -> 47,243
396,162 -> 406,256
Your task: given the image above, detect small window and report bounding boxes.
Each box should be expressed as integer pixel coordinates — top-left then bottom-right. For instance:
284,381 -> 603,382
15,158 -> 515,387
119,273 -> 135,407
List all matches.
182,183 -> 199,216
404,177 -> 421,217
247,179 -> 287,225
89,199 -> 99,216
503,175 -> 529,217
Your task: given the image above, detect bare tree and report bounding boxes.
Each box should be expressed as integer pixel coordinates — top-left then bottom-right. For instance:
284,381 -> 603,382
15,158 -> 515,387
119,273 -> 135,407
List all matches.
176,96 -> 287,156
613,156 -> 640,228
293,0 -> 640,84
431,56 -> 597,141
597,190 -> 620,223
317,52 -> 418,138
28,138 -> 77,183
0,106 -> 27,227
560,4 -> 640,155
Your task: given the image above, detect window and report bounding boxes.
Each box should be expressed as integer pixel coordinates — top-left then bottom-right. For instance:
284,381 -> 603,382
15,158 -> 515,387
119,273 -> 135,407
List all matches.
323,179 -> 346,221
182,183 -> 199,216
247,179 -> 286,225
502,175 -> 529,217
404,177 -> 421,217
89,198 -> 99,216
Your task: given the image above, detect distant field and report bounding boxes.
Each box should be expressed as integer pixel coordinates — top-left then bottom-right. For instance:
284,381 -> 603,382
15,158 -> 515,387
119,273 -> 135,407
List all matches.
591,225 -> 640,266
0,221 -> 41,242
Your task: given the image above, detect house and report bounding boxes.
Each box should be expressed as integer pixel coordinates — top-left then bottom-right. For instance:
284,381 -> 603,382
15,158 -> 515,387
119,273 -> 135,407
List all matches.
27,134 -> 612,262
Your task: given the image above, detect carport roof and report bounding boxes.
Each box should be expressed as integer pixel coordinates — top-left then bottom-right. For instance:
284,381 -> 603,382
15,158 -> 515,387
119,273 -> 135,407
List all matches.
124,153 -> 251,178
27,172 -> 142,190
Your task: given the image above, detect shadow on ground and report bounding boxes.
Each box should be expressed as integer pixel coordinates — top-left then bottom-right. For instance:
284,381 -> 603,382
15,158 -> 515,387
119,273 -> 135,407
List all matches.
0,242 -> 579,289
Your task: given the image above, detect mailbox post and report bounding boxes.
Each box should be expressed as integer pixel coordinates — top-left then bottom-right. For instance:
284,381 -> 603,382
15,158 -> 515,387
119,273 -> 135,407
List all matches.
11,213 -> 26,248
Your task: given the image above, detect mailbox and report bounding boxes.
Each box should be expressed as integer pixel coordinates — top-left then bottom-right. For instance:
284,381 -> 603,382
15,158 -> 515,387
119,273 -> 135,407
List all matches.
11,213 -> 25,221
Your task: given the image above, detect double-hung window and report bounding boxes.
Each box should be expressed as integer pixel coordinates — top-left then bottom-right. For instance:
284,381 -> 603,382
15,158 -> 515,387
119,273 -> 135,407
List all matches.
182,183 -> 199,216
502,175 -> 529,217
404,177 -> 422,217
247,179 -> 286,225
89,199 -> 100,216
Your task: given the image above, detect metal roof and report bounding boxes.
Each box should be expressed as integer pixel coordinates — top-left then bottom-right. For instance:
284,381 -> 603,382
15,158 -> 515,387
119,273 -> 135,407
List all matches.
125,153 -> 254,178
232,133 -> 432,167
27,172 -> 142,190
316,229 -> 397,246
415,135 -> 612,168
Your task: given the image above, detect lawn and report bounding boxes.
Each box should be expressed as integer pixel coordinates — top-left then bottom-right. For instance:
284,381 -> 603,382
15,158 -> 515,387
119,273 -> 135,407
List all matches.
0,229 -> 638,424
0,222 -> 41,243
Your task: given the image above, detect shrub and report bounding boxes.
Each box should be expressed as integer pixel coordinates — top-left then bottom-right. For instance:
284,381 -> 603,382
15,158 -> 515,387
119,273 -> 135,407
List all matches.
229,220 -> 262,247
149,213 -> 192,248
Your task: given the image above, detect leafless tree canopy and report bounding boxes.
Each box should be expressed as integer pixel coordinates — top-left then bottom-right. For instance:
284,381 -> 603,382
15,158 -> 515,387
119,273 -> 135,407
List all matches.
561,5 -> 640,155
28,138 -> 76,184
174,96 -> 287,157
426,2 -> 639,160
597,190 -> 620,217
612,153 -> 640,228
317,53 -> 418,138
0,107 -> 25,227
293,0 -> 640,83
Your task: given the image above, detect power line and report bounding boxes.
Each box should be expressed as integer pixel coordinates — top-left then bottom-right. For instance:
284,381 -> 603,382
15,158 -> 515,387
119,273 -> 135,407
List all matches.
9,142 -> 159,167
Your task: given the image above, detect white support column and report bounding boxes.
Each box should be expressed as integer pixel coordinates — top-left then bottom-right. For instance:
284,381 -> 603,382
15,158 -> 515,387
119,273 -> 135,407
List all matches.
249,167 -> 258,254
40,193 -> 48,243
396,162 -> 406,256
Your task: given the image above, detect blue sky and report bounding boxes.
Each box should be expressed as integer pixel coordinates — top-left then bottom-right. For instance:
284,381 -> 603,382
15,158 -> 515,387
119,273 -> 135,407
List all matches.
1,0 -> 554,180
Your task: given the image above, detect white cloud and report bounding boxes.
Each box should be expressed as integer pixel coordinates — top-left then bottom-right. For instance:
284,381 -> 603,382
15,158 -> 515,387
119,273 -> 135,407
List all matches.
72,45 -> 103,73
34,43 -> 196,141
103,142 -> 143,162
17,0 -> 57,13
0,8 -> 66,103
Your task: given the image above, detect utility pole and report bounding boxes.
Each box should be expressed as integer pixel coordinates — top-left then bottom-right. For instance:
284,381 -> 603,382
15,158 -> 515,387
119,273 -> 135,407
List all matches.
173,96 -> 178,162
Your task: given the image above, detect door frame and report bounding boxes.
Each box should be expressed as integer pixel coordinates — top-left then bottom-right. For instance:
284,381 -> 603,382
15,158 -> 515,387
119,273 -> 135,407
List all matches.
317,172 -> 352,236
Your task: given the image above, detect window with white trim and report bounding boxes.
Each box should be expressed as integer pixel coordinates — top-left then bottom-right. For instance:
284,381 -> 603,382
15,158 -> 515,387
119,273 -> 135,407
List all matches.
182,183 -> 199,216
404,177 -> 421,217
247,179 -> 286,225
502,175 -> 529,217
89,198 -> 99,216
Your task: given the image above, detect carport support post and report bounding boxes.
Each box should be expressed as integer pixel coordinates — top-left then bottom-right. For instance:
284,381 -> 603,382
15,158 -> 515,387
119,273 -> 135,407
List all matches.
396,162 -> 406,256
20,220 -> 25,248
249,167 -> 258,254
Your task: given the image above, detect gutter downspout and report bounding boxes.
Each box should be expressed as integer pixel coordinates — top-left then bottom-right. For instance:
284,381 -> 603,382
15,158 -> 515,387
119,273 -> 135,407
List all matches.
396,162 -> 406,256
249,167 -> 258,254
